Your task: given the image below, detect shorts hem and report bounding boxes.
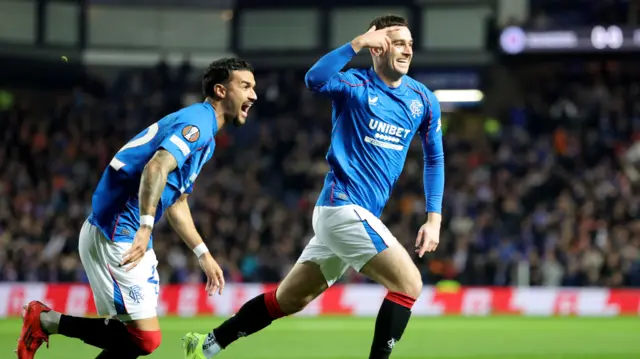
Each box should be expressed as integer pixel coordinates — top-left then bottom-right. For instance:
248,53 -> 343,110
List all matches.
353,243 -> 392,273
295,259 -> 335,286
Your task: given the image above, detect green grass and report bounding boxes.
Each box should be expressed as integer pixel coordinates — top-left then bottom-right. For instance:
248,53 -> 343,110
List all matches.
3,316 -> 640,358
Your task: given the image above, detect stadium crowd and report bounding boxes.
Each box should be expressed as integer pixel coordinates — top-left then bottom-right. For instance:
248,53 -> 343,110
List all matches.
0,56 -> 639,288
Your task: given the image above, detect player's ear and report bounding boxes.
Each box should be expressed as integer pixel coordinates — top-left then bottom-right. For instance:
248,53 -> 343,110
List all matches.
213,84 -> 227,99
369,48 -> 382,57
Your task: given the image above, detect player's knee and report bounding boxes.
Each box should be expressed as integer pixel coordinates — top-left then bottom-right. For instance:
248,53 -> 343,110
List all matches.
127,328 -> 162,356
404,265 -> 423,298
386,281 -> 422,311
404,277 -> 423,299
276,293 -> 315,314
389,266 -> 422,299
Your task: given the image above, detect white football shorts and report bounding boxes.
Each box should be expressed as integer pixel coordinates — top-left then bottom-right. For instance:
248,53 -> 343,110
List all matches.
297,205 -> 399,286
78,219 -> 160,321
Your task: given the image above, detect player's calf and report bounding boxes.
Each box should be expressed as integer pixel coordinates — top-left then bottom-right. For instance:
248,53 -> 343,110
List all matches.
40,311 -> 161,356
188,291 -> 286,358
191,262 -> 328,358
360,245 -> 423,359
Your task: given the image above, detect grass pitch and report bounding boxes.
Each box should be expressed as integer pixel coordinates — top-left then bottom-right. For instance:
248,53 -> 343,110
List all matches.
1,316 -> 638,358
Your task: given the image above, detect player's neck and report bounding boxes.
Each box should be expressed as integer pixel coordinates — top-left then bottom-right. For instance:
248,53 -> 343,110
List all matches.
205,97 -> 227,130
374,67 -> 402,88
215,113 -> 226,131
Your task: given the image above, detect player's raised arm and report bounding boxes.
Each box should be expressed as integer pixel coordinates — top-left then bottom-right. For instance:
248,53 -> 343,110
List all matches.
415,92 -> 445,257
304,25 -> 403,95
166,194 -> 225,296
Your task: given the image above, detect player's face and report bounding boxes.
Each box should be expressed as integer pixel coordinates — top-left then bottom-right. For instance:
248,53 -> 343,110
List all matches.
224,70 -> 257,127
384,27 -> 413,76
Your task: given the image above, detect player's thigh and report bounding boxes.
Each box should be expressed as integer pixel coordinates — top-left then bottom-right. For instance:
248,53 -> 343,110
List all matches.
359,244 -> 422,298
318,205 -> 422,298
276,262 -> 328,314
280,236 -> 348,313
79,222 -> 161,328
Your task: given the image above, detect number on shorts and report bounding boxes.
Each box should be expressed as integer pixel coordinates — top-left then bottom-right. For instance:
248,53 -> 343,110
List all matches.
109,122 -> 160,171
147,265 -> 159,295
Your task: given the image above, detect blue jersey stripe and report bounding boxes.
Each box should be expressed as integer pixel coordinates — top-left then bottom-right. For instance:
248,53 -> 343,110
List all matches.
108,265 -> 127,315
361,220 -> 388,253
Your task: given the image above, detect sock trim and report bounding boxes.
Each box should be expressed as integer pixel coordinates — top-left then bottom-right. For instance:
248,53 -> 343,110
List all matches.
385,291 -> 416,309
264,289 -> 286,319
126,327 -> 162,354
203,332 -> 223,356
211,329 -> 227,349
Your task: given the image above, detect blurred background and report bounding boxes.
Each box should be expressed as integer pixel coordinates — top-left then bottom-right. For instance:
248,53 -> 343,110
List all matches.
0,0 -> 639,301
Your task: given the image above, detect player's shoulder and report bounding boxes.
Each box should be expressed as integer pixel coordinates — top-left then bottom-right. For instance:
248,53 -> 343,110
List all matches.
177,102 -> 216,125
161,102 -> 216,139
404,75 -> 437,103
342,68 -> 373,85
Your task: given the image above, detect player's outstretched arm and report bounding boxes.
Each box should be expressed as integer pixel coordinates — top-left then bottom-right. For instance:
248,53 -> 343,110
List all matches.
165,194 -> 203,249
166,194 -> 225,295
415,94 -> 445,258
304,25 -> 403,95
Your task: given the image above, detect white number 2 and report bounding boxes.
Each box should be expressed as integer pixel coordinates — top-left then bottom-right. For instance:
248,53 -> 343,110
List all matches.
110,123 -> 159,171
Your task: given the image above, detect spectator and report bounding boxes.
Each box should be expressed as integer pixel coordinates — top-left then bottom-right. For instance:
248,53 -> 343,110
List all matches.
0,58 -> 638,288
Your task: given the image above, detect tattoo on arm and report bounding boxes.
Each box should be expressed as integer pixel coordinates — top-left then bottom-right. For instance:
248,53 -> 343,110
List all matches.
139,150 -> 178,217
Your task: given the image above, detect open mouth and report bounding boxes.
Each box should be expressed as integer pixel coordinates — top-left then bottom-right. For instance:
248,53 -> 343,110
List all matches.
240,102 -> 252,118
397,58 -> 409,64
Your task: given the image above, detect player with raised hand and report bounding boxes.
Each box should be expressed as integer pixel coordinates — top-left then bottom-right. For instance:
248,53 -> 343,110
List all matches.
183,14 -> 444,359
16,58 -> 257,359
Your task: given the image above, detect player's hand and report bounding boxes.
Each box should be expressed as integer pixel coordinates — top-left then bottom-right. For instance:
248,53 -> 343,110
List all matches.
198,252 -> 225,296
415,221 -> 441,258
120,226 -> 152,271
351,25 -> 403,54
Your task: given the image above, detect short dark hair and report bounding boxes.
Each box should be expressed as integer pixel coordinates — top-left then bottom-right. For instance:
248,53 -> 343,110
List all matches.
369,15 -> 408,30
202,58 -> 254,98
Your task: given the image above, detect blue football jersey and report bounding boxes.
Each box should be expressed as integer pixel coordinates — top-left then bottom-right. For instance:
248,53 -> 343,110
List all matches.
305,43 -> 444,217
89,101 -> 217,247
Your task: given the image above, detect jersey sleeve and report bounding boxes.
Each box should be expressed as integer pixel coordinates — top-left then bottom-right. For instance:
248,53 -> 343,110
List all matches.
159,117 -> 207,169
304,43 -> 360,99
419,90 -> 445,214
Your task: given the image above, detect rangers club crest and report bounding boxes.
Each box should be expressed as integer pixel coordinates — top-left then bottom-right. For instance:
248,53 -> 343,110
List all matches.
410,100 -> 423,118
129,285 -> 144,303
